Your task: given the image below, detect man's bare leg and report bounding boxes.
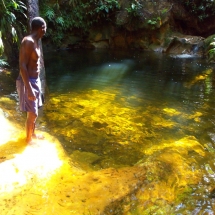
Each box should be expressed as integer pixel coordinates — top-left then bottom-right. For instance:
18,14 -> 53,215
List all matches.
26,112 -> 37,143
32,123 -> 44,140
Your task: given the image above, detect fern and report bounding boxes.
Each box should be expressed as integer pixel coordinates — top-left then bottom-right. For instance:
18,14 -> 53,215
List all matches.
44,6 -> 55,20
56,17 -> 64,27
17,0 -> 27,17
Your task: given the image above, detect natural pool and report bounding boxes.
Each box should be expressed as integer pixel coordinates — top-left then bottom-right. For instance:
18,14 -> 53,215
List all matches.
1,49 -> 215,214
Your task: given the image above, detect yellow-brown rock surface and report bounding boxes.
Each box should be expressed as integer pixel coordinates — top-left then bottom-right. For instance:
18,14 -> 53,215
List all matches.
0,113 -> 146,215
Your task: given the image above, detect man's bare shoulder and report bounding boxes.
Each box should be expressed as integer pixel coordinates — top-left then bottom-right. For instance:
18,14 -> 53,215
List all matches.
21,35 -> 34,45
20,36 -> 35,54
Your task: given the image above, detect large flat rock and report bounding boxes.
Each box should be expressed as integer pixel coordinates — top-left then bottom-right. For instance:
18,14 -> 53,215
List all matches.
0,115 -> 146,215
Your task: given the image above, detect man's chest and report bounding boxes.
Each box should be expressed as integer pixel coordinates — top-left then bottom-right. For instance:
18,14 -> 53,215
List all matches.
31,47 -> 40,62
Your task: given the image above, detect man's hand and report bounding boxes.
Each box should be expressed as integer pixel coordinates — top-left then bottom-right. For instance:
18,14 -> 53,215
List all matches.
28,95 -> 36,101
28,91 -> 36,101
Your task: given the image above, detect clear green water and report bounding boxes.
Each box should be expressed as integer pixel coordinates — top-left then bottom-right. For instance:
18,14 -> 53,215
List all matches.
2,49 -> 215,213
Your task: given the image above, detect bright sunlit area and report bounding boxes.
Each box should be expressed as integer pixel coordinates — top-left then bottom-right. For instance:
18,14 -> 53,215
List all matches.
0,105 -> 147,215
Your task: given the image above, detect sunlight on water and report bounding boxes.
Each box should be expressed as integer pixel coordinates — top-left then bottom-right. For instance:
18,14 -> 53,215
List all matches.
40,86 -> 208,214
1,50 -> 215,214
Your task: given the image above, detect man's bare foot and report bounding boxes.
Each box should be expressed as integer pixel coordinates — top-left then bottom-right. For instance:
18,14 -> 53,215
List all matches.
32,133 -> 45,140
26,137 -> 37,144
27,139 -> 40,147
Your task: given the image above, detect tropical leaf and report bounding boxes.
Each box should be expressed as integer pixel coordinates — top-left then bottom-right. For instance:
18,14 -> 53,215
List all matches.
11,27 -> 18,43
210,42 -> 215,47
11,0 -> 18,9
208,49 -> 215,54
0,33 -> 3,56
44,7 -> 55,20
56,17 -> 64,27
6,11 -> 16,23
17,0 -> 27,10
0,58 -> 8,67
0,0 -> 7,10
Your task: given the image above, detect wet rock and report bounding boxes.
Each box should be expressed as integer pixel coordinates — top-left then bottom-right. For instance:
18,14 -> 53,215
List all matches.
93,121 -> 108,129
70,150 -> 101,171
163,35 -> 205,56
209,187 -> 215,198
92,40 -> 109,49
0,128 -> 147,214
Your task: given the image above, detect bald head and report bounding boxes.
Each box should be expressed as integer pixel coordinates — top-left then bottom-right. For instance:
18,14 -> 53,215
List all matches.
31,17 -> 46,31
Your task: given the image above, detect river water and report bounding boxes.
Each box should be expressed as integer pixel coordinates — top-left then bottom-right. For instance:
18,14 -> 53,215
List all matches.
1,49 -> 215,214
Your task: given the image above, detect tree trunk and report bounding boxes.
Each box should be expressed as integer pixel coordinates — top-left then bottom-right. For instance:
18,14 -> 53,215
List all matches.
26,0 -> 47,98
26,0 -> 39,31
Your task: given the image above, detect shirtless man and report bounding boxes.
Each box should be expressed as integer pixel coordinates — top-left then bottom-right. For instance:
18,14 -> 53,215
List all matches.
16,17 -> 47,144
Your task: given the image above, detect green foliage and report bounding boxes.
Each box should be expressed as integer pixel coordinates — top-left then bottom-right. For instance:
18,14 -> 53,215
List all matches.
181,0 -> 215,21
125,1 -> 142,17
40,0 -> 120,46
208,39 -> 215,62
40,3 -> 64,46
147,17 -> 161,29
95,0 -> 119,14
11,27 -> 18,43
0,0 -> 27,55
56,17 -> 64,27
0,0 -> 27,32
0,30 -> 8,66
0,58 -> 9,67
124,2 -> 169,30
43,6 -> 55,20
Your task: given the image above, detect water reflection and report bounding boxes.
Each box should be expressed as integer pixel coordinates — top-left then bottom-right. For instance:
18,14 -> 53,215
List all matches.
1,49 -> 215,213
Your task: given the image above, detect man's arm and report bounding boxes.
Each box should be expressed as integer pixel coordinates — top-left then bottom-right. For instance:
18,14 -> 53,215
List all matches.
19,38 -> 36,101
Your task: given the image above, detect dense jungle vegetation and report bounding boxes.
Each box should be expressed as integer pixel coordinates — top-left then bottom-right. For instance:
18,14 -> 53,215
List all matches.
1,0 -> 215,66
